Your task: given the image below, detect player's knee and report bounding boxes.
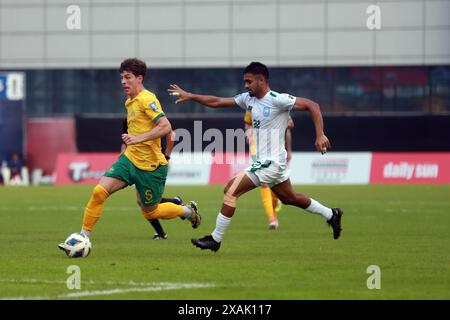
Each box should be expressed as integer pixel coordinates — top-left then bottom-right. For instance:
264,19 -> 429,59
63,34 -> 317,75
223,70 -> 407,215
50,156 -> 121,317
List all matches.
223,188 -> 238,208
141,205 -> 158,219
142,204 -> 157,213
223,178 -> 235,194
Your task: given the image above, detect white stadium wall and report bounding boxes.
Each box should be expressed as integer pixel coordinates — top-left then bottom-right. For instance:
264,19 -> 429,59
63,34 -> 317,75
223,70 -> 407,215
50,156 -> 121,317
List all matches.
0,0 -> 449,68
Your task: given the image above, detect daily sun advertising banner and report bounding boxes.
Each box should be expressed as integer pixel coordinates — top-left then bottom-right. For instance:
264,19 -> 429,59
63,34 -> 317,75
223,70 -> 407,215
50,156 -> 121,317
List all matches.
54,152 -> 450,185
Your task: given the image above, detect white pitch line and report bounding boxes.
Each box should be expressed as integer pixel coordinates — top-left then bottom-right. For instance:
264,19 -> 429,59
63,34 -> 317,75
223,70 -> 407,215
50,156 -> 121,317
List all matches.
61,283 -> 214,298
0,279 -> 211,287
26,206 -> 136,212
0,282 -> 214,300
0,279 -> 68,285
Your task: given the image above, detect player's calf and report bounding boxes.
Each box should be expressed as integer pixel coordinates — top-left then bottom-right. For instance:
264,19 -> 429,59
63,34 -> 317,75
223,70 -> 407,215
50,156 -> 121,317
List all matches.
277,192 -> 310,208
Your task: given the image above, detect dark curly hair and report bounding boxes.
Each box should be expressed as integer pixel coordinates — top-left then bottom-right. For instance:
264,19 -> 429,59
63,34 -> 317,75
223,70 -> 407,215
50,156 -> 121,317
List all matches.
119,58 -> 147,79
243,62 -> 269,80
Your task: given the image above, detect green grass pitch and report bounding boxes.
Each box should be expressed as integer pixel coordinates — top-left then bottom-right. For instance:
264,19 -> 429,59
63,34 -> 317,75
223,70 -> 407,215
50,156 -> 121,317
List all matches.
0,184 -> 449,300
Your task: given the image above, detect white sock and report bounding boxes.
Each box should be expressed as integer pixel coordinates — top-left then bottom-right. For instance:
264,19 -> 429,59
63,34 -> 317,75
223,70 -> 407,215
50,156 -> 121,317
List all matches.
211,213 -> 231,243
305,199 -> 333,220
182,206 -> 192,219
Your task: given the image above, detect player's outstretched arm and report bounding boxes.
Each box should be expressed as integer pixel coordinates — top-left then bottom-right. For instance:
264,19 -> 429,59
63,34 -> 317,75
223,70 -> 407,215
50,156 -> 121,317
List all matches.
293,97 -> 331,154
168,84 -> 236,108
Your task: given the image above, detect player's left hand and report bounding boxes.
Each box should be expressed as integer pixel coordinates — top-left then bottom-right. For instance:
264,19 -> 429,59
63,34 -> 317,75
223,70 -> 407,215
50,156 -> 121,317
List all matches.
315,134 -> 331,154
122,133 -> 139,145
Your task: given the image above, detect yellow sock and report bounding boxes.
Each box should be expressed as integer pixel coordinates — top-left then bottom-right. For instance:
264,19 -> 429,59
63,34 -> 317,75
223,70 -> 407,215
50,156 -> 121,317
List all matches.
82,184 -> 109,231
260,186 -> 276,221
142,202 -> 184,220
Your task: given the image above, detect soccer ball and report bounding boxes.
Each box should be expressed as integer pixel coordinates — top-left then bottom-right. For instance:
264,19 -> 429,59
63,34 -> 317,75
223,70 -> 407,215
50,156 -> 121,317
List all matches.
59,233 -> 92,258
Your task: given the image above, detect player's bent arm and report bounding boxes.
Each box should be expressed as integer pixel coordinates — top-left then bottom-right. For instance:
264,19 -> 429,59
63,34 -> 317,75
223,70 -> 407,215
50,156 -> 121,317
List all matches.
293,97 -> 325,137
287,117 -> 295,130
285,128 -> 292,157
168,84 -> 236,108
293,97 -> 331,152
122,116 -> 172,145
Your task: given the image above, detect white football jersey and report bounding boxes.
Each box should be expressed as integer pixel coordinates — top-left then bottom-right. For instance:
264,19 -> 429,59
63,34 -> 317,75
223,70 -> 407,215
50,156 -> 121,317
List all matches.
234,90 -> 295,164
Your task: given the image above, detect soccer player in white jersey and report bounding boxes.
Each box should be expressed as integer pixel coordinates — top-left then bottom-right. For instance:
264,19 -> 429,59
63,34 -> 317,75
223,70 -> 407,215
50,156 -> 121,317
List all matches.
168,62 -> 343,252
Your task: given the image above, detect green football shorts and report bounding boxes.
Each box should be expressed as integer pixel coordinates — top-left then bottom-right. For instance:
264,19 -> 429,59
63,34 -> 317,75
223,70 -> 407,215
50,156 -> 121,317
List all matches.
104,154 -> 168,207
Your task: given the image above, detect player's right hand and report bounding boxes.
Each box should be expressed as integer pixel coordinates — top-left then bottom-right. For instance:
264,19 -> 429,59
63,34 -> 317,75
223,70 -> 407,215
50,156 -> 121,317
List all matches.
315,134 -> 331,154
168,84 -> 190,104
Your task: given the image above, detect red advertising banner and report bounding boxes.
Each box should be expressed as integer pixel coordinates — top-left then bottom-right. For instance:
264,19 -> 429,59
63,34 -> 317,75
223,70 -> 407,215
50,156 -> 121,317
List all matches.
55,153 -> 119,185
27,117 -> 77,174
55,152 -> 450,185
209,152 -> 251,184
370,153 -> 450,184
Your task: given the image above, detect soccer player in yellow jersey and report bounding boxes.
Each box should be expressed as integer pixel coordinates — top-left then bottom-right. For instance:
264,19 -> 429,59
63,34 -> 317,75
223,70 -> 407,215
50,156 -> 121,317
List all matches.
58,58 -> 201,255
244,111 -> 294,229
121,118 -> 184,240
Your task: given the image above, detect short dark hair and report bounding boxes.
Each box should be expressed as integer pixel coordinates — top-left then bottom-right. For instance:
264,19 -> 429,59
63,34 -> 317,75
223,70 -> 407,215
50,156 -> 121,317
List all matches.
243,62 -> 269,80
119,58 -> 147,79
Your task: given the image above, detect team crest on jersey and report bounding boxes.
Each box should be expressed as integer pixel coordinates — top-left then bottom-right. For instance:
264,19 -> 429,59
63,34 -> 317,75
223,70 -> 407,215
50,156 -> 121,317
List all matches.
149,102 -> 158,111
263,106 -> 271,117
248,105 -> 253,111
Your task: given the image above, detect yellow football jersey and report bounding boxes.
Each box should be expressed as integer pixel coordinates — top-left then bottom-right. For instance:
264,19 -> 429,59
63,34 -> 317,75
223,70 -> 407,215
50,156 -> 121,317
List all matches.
124,89 -> 168,171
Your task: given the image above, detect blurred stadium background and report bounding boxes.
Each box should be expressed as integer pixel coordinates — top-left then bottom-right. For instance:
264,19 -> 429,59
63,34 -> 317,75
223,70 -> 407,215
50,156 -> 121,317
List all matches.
0,0 -> 449,185
0,0 -> 450,184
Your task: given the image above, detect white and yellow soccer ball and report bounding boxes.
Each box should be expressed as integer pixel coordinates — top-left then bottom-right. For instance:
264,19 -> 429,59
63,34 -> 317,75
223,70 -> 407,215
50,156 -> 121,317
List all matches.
58,233 -> 92,258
